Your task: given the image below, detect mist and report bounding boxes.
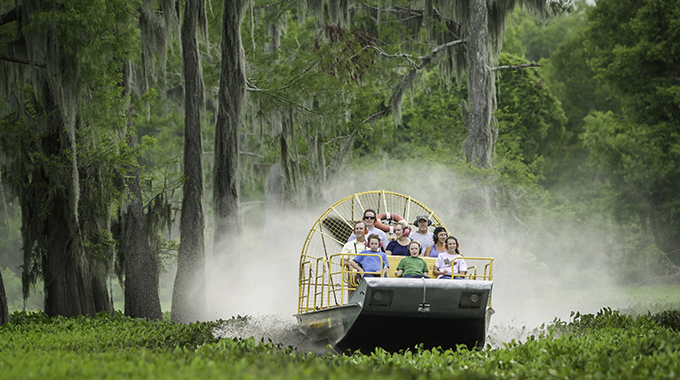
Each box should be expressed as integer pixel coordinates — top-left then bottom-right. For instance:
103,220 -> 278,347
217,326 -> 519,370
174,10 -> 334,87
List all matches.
196,162 -> 652,345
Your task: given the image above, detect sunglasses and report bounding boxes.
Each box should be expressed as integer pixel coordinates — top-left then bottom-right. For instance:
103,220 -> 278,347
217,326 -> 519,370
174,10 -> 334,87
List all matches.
364,216 -> 376,220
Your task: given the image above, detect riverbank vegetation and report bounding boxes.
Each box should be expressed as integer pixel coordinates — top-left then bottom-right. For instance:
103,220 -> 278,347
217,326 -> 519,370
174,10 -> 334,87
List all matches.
2,308 -> 680,379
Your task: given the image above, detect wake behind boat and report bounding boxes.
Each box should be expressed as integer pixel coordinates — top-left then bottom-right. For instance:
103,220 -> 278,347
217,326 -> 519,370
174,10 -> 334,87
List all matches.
296,191 -> 495,352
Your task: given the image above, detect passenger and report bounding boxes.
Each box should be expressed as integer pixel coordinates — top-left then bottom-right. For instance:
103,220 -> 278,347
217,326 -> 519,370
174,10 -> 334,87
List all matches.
385,221 -> 411,256
341,221 -> 369,298
394,241 -> 429,278
424,226 -> 448,258
434,236 -> 467,279
348,234 -> 389,278
410,215 -> 434,254
341,221 -> 369,256
346,209 -> 389,249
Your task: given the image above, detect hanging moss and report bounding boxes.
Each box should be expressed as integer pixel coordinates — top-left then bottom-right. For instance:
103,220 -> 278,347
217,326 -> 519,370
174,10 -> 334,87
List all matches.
0,175 -> 7,226
0,0 -> 148,315
140,2 -> 168,90
390,68 -> 419,125
306,0 -> 325,21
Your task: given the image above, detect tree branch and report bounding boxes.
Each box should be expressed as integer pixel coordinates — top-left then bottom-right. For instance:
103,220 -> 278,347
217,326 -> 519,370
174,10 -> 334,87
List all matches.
366,46 -> 419,68
246,81 -> 312,115
362,109 -> 390,124
0,55 -> 46,68
256,0 -> 289,10
324,135 -> 354,145
239,151 -> 264,158
0,5 -> 21,27
357,1 -> 422,18
417,39 -> 466,68
367,39 -> 465,71
362,39 -> 465,124
491,62 -> 541,71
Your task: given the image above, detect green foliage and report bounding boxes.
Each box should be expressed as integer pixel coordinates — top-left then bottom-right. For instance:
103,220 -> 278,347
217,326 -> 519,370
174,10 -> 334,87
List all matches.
577,0 -> 680,256
234,8 -> 406,204
504,1 -> 590,63
558,308 -> 642,334
378,69 -> 465,162
584,0 -> 680,125
581,111 -> 680,254
4,311 -> 221,351
543,30 -> 615,137
20,0 -> 142,133
3,309 -> 680,379
652,310 -> 680,332
503,2 -> 615,191
0,0 -> 150,313
496,52 -> 567,168
501,0 -> 680,273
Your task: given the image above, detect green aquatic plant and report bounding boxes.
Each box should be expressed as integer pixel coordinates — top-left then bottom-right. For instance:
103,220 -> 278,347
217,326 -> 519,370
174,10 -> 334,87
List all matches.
2,308 -> 680,379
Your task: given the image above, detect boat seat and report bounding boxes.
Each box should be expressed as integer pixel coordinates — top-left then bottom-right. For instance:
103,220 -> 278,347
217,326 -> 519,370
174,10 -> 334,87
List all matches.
387,255 -> 438,279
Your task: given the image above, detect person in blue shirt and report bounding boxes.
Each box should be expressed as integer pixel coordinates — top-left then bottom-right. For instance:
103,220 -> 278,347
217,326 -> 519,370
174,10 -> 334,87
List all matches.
349,233 -> 389,278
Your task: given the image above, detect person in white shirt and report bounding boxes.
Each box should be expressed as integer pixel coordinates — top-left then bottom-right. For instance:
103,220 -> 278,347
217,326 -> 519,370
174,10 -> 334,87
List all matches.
341,221 -> 368,255
434,236 -> 467,279
410,215 -> 434,254
341,221 -> 371,298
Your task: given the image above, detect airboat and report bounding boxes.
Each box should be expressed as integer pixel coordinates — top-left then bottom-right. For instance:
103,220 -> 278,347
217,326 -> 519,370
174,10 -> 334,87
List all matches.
295,191 -> 495,352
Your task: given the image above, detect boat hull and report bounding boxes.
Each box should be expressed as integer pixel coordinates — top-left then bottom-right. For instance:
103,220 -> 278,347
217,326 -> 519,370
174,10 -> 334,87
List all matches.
296,277 -> 494,352
336,313 -> 490,352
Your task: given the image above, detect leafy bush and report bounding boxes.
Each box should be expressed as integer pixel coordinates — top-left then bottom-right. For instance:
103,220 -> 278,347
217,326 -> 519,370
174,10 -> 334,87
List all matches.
652,310 -> 680,333
2,309 -> 680,379
4,311 -> 221,352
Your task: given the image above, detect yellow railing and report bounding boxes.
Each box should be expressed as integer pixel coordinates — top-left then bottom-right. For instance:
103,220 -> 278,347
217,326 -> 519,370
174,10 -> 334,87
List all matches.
298,254 -> 494,314
451,257 -> 494,281
298,253 -> 387,313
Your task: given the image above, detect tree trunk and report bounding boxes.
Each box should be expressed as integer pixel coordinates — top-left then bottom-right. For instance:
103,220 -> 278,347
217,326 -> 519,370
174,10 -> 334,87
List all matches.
43,194 -> 96,317
280,108 -> 301,202
172,0 -> 207,323
213,0 -> 247,245
0,268 -> 9,325
38,85 -> 96,318
121,154 -> 162,320
91,274 -> 112,313
121,63 -> 162,320
280,112 -> 297,202
463,0 -> 495,168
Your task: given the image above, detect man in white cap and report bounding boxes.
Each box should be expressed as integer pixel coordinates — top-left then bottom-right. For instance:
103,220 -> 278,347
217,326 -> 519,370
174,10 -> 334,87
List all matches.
410,215 -> 434,254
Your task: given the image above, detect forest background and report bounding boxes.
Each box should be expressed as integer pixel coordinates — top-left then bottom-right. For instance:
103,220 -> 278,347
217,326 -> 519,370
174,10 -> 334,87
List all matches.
0,0 -> 678,324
